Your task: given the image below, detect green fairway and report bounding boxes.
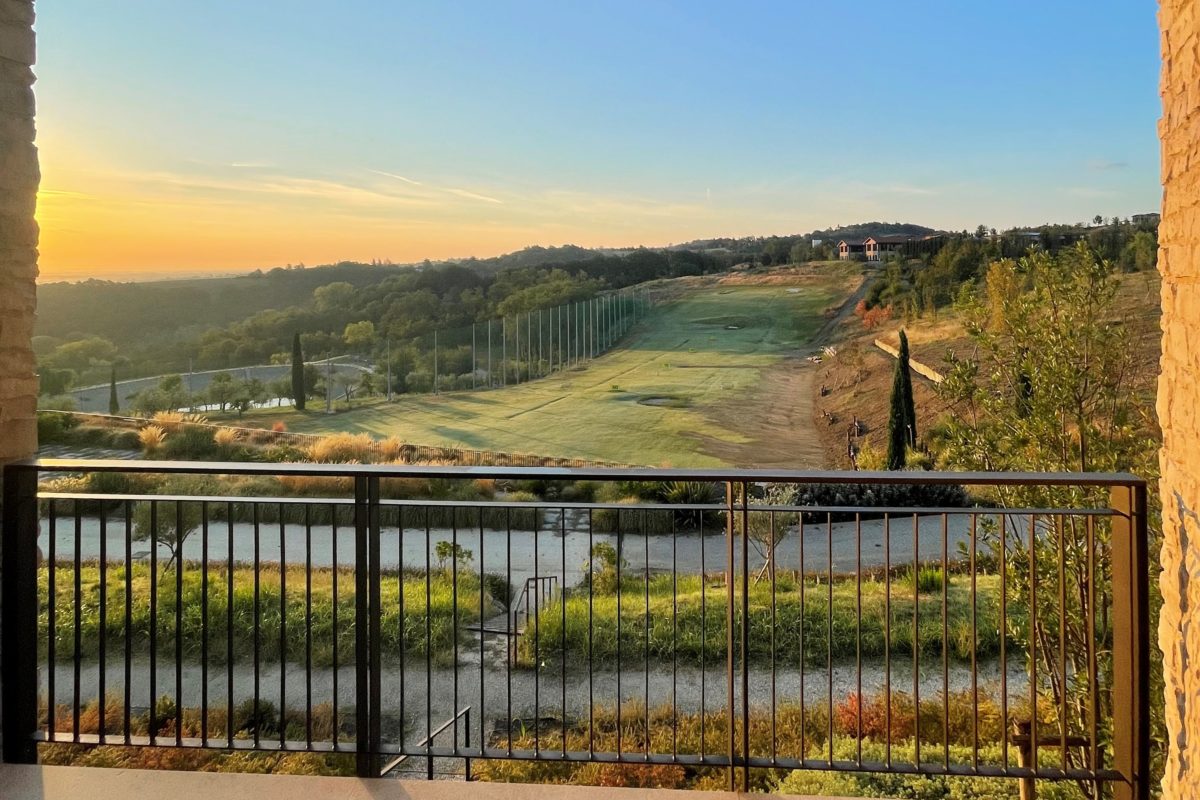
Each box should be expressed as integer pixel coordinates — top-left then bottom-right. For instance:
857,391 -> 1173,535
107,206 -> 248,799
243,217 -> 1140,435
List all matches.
250,274 -> 855,466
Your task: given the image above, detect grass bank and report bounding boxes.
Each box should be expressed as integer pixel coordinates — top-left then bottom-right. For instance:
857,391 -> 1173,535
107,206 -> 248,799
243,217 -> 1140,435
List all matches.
41,563 -> 496,666
516,572 -> 1003,668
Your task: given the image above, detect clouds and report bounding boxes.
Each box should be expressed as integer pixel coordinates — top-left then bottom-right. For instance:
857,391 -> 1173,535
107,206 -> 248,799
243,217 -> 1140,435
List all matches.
1087,159 -> 1130,171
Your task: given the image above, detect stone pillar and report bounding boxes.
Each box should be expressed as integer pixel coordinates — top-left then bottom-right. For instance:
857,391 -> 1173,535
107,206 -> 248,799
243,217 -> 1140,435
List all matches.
0,0 -> 38,465
1158,2 -> 1200,798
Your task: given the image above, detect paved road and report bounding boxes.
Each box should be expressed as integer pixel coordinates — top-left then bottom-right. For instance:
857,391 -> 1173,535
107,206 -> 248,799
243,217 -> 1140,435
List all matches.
63,358 -> 372,414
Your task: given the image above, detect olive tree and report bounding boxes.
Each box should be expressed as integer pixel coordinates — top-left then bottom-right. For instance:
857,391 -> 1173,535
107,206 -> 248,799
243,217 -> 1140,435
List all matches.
935,243 -> 1160,795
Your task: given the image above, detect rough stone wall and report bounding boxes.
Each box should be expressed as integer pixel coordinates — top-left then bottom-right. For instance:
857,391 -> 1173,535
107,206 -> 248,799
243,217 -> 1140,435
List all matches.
1158,2 -> 1200,797
0,0 -> 37,464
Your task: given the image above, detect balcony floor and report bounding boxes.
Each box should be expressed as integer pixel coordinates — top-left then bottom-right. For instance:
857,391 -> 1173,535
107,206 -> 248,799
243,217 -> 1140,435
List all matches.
0,764 -> 839,800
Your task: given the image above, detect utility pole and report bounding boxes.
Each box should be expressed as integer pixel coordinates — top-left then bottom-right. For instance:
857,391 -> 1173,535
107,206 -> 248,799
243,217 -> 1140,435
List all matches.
325,356 -> 333,414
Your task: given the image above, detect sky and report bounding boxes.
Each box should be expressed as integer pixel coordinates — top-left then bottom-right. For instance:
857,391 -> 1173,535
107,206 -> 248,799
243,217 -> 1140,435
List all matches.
33,1 -> 1162,280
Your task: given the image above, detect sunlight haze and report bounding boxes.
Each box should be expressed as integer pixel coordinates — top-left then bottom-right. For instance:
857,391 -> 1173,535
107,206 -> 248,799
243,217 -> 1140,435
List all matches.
33,0 -> 1160,279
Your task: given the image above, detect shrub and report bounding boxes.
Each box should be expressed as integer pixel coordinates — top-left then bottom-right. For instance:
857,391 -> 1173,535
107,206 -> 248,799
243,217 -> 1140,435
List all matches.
271,421 -> 288,432
902,564 -> 946,594
160,423 -> 221,460
37,412 -> 75,443
789,481 -> 971,522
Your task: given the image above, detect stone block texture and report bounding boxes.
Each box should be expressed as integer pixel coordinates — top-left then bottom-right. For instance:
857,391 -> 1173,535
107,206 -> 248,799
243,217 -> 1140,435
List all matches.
0,0 -> 36,463
1159,1 -> 1200,797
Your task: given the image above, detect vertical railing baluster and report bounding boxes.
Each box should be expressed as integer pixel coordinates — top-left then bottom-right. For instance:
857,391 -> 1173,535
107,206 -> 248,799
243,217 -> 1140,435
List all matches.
1058,514 -> 1069,774
252,503 -> 261,750
149,500 -> 158,745
724,480 -> 736,791
1000,512 -> 1009,773
699,512 -> 706,764
936,512 -> 946,770
505,507 -> 512,758
740,482 -> 750,791
479,506 -> 486,763
279,503 -> 287,749
856,511 -> 863,767
561,505 -> 568,759
305,503 -> 312,748
174,501 -> 183,746
884,512 -> 891,769
226,503 -> 235,750
827,510 -> 833,766
587,507 -> 595,759
970,514 -> 979,772
125,500 -> 134,746
1029,513 -> 1038,781
200,501 -> 208,746
353,475 -> 371,776
912,512 -> 920,768
1,463 -> 40,763
616,508 -> 622,759
644,509 -> 650,762
452,506 -> 460,756
1110,483 -> 1149,800
332,503 -> 339,750
368,477 -> 382,772
73,507 -> 82,742
99,502 -> 108,742
1087,513 -> 1098,776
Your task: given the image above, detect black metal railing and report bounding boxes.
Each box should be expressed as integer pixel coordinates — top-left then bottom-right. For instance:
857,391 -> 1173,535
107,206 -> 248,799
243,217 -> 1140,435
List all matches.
0,460 -> 1148,798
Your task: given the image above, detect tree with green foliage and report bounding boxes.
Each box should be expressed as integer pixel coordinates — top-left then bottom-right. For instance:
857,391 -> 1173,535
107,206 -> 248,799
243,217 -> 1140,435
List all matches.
935,243 -> 1161,789
108,364 -> 119,415
342,320 -> 376,352
291,333 -> 306,411
885,330 -> 916,469
132,476 -> 222,572
206,372 -> 236,412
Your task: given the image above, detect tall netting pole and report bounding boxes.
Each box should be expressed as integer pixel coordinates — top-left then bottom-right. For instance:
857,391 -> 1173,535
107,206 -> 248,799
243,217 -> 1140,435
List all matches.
514,312 -> 520,385
527,311 -> 532,381
434,329 -> 439,395
471,323 -> 477,390
538,308 -> 544,377
502,316 -> 508,386
487,319 -> 493,388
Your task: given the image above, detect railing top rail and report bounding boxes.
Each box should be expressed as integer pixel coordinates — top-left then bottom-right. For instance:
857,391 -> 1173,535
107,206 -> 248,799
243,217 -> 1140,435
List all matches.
33,492 -> 1119,517
9,457 -> 1146,488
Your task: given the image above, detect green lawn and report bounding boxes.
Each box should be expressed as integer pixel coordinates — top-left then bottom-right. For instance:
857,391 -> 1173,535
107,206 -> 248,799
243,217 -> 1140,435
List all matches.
239,277 -> 854,466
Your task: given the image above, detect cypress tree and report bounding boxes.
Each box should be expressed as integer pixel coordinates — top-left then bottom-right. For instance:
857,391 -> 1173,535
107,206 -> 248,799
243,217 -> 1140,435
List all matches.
886,329 -> 916,469
108,364 -> 120,415
291,333 -> 306,411
898,330 -> 916,445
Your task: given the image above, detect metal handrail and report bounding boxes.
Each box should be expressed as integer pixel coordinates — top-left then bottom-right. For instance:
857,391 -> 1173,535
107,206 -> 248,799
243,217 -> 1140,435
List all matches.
0,459 -> 1149,799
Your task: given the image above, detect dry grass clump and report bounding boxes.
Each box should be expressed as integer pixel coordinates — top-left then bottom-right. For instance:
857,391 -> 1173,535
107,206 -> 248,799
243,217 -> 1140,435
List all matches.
277,474 -> 355,496
138,425 -> 167,455
151,411 -> 208,431
377,436 -> 405,462
304,432 -> 378,463
213,428 -> 240,447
